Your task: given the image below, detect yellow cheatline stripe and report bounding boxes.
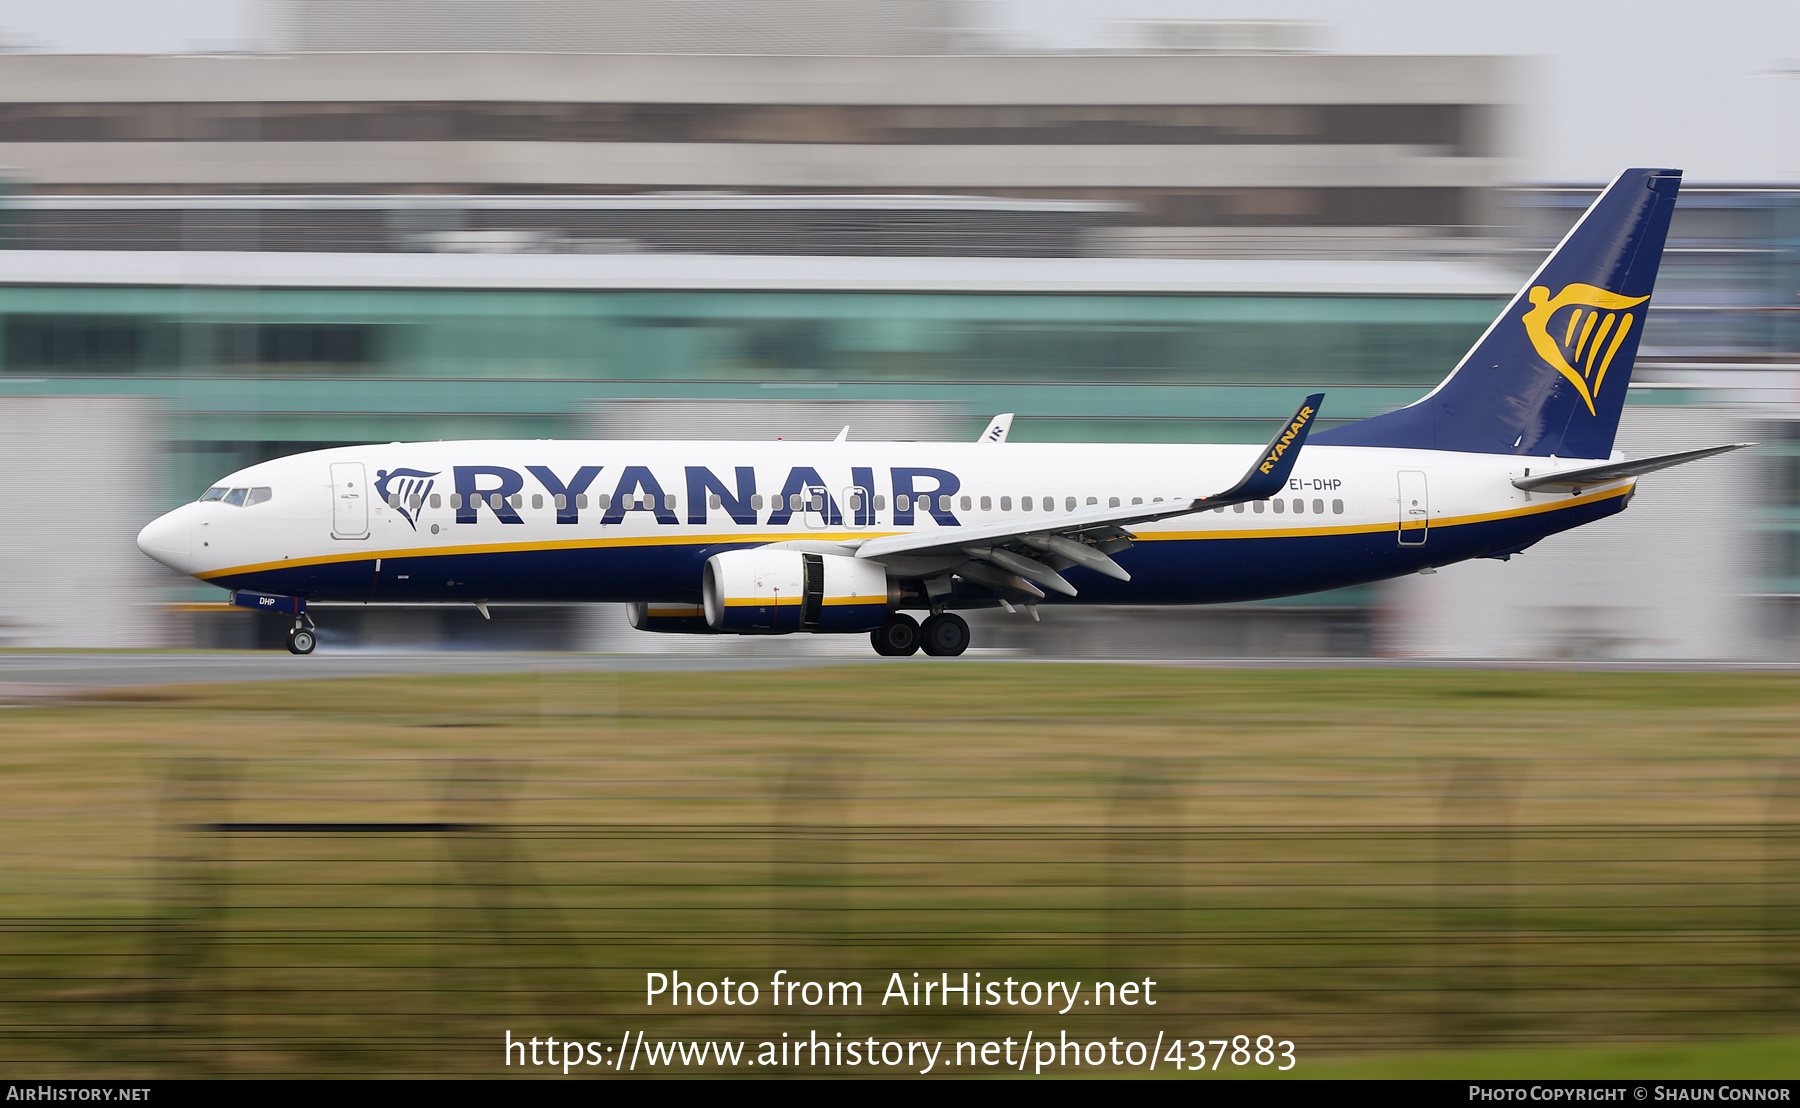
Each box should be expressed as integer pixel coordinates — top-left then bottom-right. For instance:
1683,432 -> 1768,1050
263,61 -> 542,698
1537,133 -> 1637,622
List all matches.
197,483 -> 1632,580
722,595 -> 884,608
196,529 -> 899,580
1139,482 -> 1631,542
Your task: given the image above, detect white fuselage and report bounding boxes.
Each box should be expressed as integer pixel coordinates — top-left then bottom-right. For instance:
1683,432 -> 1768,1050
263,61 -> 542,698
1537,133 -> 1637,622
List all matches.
136,438 -> 1631,611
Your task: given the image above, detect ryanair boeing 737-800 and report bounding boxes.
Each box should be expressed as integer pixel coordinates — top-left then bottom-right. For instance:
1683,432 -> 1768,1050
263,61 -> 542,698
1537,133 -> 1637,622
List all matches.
136,168 -> 1748,657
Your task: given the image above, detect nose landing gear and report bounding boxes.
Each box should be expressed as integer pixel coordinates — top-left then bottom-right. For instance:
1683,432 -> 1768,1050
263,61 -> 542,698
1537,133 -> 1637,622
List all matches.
286,616 -> 317,655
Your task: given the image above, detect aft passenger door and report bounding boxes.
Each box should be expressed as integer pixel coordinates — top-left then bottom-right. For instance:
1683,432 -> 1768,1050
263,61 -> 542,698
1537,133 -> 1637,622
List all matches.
330,461 -> 370,539
1397,470 -> 1428,546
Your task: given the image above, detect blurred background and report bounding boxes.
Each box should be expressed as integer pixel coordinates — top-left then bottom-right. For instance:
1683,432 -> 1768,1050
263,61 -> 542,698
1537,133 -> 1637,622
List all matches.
0,0 -> 1795,659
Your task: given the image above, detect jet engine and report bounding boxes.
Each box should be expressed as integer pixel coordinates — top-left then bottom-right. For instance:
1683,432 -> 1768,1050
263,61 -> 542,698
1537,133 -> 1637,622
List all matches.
703,548 -> 891,633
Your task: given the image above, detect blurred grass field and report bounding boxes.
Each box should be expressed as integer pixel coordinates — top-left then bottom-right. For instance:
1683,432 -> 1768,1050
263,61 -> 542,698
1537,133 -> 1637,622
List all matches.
0,664 -> 1795,1078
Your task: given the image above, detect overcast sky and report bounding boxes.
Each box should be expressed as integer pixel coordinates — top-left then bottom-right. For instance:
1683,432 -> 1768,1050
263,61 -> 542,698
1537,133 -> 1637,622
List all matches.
0,0 -> 1794,181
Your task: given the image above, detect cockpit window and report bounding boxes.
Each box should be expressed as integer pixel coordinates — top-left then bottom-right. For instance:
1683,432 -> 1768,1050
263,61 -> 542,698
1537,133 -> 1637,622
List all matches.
246,487 -> 272,506
199,487 -> 227,502
223,488 -> 248,507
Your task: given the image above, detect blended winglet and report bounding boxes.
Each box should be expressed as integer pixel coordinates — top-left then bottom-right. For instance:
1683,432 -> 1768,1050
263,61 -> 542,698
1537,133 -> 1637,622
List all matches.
1205,393 -> 1323,505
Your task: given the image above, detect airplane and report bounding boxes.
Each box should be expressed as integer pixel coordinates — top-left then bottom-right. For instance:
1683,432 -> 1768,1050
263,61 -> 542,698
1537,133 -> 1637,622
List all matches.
137,167 -> 1749,657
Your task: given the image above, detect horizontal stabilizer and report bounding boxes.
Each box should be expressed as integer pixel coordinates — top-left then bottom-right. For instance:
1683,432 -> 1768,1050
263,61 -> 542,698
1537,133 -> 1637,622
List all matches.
1512,443 -> 1753,491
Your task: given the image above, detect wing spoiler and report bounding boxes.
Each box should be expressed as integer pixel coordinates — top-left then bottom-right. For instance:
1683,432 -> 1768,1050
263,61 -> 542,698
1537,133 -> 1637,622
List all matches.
1511,443 -> 1754,492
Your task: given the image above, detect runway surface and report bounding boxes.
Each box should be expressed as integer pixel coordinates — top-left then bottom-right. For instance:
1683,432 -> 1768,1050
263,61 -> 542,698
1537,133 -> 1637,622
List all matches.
0,650 -> 1792,696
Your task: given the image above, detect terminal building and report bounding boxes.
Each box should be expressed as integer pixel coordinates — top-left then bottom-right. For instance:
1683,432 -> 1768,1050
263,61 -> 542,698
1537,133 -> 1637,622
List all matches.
0,16 -> 1790,658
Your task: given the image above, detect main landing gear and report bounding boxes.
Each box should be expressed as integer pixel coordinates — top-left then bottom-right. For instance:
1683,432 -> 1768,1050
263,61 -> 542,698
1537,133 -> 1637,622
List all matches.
870,612 -> 970,658
286,616 -> 317,655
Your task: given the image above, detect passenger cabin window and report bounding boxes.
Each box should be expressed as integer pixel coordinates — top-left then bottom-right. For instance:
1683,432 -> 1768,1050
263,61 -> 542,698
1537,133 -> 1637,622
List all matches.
709,494 -> 722,509
1000,496 -> 1011,511
576,494 -> 588,508
1233,502 -> 1245,513
1253,501 -> 1265,513
896,494 -> 910,511
450,493 -> 463,509
1021,496 -> 1032,511
597,493 -> 612,509
873,495 -> 885,511
553,494 -> 565,510
1132,497 -> 1142,505
532,494 -> 543,510
962,495 -> 973,511
246,487 -> 272,506
1086,496 -> 1097,506
198,487 -> 227,502
1065,497 -> 1076,511
666,495 -> 677,511
979,495 -> 991,511
750,494 -> 762,510
1332,499 -> 1344,514
1109,497 -> 1119,508
430,493 -> 441,509
1292,499 -> 1304,514
1272,499 -> 1284,513
940,495 -> 951,512
223,488 -> 248,506
1313,499 -> 1325,515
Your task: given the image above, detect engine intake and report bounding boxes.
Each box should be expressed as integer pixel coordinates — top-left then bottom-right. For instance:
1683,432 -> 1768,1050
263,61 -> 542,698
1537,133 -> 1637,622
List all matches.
703,549 -> 889,634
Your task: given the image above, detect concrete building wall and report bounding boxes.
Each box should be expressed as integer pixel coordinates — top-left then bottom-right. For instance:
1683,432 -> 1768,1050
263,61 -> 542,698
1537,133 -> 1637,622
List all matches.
284,0 -> 959,55
0,396 -> 167,648
0,51 -> 1508,107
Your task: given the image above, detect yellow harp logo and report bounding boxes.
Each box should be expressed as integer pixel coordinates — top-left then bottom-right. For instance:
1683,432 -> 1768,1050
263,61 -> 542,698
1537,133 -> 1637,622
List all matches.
1520,283 -> 1650,415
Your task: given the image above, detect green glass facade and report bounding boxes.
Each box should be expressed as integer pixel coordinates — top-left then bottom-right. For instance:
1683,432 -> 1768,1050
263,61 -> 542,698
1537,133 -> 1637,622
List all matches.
0,284 -> 1503,511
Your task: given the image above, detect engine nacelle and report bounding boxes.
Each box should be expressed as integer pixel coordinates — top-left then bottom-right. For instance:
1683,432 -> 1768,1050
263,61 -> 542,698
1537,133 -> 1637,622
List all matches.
626,602 -> 718,634
703,549 -> 890,634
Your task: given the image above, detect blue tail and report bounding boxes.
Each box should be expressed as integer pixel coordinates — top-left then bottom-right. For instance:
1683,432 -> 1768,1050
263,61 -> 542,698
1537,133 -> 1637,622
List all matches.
1314,168 -> 1681,459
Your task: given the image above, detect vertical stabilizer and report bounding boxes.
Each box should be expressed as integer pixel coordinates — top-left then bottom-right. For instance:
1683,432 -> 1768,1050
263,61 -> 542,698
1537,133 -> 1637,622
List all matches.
1315,168 -> 1681,459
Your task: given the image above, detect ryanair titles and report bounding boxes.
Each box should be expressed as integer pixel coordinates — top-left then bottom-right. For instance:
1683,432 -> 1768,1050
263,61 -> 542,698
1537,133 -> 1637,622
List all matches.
1257,405 -> 1316,476
438,464 -> 962,527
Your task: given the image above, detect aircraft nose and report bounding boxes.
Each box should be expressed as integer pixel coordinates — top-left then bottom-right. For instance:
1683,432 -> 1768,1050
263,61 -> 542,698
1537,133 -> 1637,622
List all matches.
136,509 -> 192,574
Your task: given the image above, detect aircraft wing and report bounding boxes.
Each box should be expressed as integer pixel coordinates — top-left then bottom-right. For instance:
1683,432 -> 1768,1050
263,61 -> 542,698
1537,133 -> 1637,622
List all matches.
1511,443 -> 1754,492
853,394 -> 1323,598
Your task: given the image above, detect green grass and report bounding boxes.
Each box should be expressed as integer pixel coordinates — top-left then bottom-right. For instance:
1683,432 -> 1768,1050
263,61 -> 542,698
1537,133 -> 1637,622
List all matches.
0,665 -> 1794,1077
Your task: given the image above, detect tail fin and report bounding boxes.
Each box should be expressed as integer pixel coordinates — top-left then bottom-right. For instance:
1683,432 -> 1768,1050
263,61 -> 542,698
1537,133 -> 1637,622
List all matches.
1314,168 -> 1681,459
